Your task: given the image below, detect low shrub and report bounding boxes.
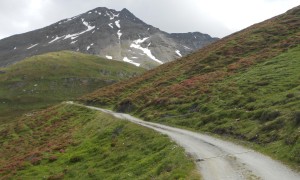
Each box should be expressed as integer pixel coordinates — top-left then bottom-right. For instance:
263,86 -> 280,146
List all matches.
69,155 -> 83,163
294,111 -> 300,125
285,134 -> 299,145
261,110 -> 281,122
48,156 -> 58,162
260,119 -> 284,132
115,99 -> 136,113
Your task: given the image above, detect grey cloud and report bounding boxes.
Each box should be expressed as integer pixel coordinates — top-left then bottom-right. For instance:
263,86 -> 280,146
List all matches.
0,0 -> 232,39
0,0 -> 298,40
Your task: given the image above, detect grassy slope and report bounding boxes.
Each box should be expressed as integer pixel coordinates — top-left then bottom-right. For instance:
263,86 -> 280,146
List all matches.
0,104 -> 199,179
0,51 -> 145,123
80,6 -> 300,168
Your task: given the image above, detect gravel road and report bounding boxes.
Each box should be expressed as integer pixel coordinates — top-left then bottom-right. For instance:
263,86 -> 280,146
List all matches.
83,104 -> 300,180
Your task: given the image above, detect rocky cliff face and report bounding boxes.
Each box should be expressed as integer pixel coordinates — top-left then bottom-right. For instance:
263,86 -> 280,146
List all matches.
0,7 -> 218,69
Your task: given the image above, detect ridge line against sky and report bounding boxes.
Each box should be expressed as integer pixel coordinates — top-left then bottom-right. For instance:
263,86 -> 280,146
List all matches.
0,0 -> 299,40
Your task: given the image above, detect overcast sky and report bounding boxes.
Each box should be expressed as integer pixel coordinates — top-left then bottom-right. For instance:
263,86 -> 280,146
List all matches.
0,0 -> 298,40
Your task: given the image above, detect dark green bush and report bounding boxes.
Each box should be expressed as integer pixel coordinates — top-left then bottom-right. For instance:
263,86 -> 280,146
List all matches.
48,156 -> 58,162
286,93 -> 294,98
290,143 -> 300,163
198,114 -> 218,126
115,99 -> 136,113
260,118 -> 284,132
260,132 -> 279,143
259,110 -> 280,122
294,111 -> 300,125
69,155 -> 83,163
285,133 -> 299,145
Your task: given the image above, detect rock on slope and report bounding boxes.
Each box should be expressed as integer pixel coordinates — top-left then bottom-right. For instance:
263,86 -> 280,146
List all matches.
0,7 -> 218,69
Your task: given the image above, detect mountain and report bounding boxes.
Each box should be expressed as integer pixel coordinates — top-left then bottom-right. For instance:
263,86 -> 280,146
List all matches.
0,51 -> 145,124
80,6 -> 300,168
0,7 -> 218,69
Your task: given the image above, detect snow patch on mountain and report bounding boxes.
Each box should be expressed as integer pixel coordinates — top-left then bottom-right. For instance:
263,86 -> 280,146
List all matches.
60,16 -> 78,24
87,43 -> 94,50
183,45 -> 191,50
49,36 -> 63,44
27,43 -> 39,49
106,55 -> 113,59
117,30 -> 122,40
108,23 -> 114,29
175,50 -> 182,57
63,19 -> 95,40
70,40 -> 77,44
130,37 -> 163,64
82,19 -> 94,29
133,37 -> 148,44
123,57 -> 140,67
115,20 -> 121,28
106,11 -> 119,20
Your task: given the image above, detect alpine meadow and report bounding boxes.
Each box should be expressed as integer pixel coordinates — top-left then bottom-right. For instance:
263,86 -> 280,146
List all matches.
1,2 -> 300,180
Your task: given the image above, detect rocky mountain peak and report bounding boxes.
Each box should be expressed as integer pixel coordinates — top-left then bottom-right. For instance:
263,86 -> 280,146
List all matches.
0,7 -> 218,69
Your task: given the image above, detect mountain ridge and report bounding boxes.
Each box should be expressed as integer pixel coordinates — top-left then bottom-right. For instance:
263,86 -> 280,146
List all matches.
0,7 -> 218,69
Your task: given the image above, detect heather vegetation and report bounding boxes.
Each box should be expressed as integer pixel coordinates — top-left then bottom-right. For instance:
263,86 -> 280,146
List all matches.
80,6 -> 300,168
0,104 -> 199,179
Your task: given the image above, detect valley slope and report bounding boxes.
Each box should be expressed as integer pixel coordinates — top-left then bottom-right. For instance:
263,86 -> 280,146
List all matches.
0,51 -> 145,123
0,103 -> 199,179
80,6 -> 300,168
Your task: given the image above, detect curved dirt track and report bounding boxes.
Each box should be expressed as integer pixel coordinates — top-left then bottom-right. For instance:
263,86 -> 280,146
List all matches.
81,104 -> 300,180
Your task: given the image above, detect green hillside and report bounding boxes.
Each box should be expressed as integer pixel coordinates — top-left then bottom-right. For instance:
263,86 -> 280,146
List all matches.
0,103 -> 199,179
0,51 -> 145,124
80,6 -> 300,168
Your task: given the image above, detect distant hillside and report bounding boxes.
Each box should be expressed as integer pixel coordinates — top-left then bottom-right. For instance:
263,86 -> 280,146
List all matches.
0,103 -> 199,179
0,51 -> 145,123
0,7 -> 218,69
80,6 -> 300,168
